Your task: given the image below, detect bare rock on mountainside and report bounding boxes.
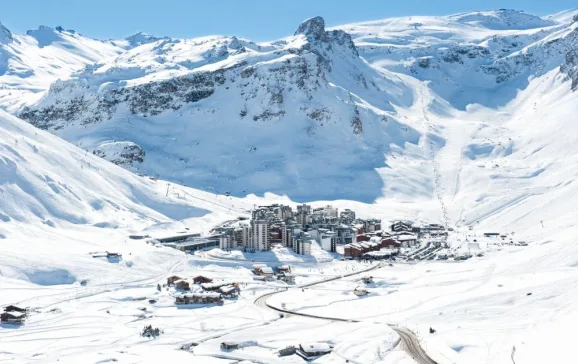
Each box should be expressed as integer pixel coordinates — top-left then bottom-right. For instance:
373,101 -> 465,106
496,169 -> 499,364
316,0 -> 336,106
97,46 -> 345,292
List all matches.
0,22 -> 13,43
93,141 -> 146,167
16,16 -> 410,202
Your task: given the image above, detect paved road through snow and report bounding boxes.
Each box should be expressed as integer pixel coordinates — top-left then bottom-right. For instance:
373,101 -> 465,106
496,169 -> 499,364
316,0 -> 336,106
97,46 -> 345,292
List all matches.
254,263 -> 438,364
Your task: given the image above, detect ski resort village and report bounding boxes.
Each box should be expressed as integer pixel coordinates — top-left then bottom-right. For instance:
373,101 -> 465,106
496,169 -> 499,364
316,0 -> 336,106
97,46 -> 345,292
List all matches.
2,5 -> 578,364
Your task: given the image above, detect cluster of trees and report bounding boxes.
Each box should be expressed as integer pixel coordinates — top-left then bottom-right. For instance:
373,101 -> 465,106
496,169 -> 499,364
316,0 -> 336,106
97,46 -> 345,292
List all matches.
141,325 -> 161,338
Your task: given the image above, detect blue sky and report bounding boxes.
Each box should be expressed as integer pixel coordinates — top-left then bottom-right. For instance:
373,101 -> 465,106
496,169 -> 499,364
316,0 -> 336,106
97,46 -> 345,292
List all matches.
1,0 -> 575,41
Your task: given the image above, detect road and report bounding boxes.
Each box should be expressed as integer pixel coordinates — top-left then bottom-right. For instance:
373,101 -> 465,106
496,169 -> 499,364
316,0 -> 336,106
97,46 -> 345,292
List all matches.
254,263 -> 438,364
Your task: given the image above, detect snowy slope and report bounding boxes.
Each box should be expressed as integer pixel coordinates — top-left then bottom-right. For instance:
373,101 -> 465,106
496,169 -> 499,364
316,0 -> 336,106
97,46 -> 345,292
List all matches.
0,24 -> 129,112
18,17 -> 416,202
0,23 -> 161,112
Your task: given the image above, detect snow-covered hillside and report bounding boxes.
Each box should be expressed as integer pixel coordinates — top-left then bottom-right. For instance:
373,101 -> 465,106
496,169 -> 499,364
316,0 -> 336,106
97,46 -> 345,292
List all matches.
1,9 -> 578,364
0,24 -> 161,112
2,8 -> 577,214
9,9 -> 578,209
16,17 -> 417,202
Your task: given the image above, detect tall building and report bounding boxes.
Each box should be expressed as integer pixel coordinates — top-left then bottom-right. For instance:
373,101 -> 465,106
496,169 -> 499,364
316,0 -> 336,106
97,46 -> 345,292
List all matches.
251,208 -> 275,251
293,232 -> 313,255
296,204 -> 311,226
340,209 -> 356,225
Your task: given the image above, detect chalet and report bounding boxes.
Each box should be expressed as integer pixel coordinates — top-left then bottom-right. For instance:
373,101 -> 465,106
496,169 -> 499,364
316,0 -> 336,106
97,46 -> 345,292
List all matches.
484,233 -> 500,237
356,234 -> 371,243
106,251 -> 122,258
297,342 -> 331,359
221,341 -> 239,350
279,273 -> 296,284
201,281 -> 239,291
363,249 -> 397,260
380,238 -> 401,249
192,275 -> 213,284
343,243 -> 363,257
394,233 -> 418,247
167,275 -> 182,285
175,292 -> 223,305
276,265 -> 291,273
219,285 -> 240,298
260,267 -> 274,277
4,305 -> 27,313
1,311 -> 26,325
175,279 -> 192,291
253,265 -> 274,277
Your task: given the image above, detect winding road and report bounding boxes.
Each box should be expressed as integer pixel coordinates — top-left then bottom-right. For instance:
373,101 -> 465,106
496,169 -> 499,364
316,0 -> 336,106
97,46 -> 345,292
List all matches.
254,263 -> 438,364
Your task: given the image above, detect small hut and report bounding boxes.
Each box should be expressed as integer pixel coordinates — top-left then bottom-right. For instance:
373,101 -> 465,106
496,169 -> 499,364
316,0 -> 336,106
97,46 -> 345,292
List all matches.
220,341 -> 239,350
279,345 -> 297,357
362,276 -> 373,284
354,287 -> 369,296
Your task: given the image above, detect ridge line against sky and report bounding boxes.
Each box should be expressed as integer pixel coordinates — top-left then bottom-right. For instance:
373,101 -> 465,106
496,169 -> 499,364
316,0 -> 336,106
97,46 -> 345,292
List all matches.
1,0 -> 576,42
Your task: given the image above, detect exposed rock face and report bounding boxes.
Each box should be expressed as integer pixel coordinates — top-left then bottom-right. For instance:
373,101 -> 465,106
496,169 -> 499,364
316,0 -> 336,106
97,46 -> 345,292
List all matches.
92,141 -> 145,167
295,17 -> 326,40
125,32 -> 166,47
0,22 -> 13,44
561,50 -> 578,90
16,16 -> 412,202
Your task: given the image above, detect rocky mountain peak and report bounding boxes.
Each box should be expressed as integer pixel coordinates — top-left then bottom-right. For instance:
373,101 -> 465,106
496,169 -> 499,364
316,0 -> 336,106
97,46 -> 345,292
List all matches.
295,16 -> 326,40
294,16 -> 358,57
0,22 -> 13,43
125,32 -> 165,47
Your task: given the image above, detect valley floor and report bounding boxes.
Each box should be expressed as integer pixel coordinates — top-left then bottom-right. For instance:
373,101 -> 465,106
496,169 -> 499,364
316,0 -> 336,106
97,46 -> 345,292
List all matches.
2,216 -> 577,364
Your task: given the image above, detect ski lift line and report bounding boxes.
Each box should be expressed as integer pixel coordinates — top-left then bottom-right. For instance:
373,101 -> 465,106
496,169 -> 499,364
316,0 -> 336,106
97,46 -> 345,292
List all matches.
420,82 -> 450,230
178,188 -> 246,214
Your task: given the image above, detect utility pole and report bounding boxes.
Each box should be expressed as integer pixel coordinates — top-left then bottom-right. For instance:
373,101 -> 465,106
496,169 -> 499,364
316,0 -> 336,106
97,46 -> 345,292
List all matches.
166,183 -> 170,197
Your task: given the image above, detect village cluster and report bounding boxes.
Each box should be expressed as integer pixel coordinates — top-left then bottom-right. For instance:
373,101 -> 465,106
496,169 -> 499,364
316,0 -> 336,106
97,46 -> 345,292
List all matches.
146,204 -> 458,261
210,204 -> 453,261
166,264 -> 294,306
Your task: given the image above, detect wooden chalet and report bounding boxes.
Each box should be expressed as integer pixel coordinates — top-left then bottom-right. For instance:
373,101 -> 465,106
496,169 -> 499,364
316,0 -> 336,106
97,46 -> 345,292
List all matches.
276,265 -> 291,273
175,279 -> 192,291
253,265 -> 274,277
201,281 -> 239,291
279,273 -> 296,284
192,275 -> 213,284
4,305 -> 27,313
219,285 -> 240,298
175,292 -> 223,305
1,311 -> 26,325
297,342 -> 331,359
167,275 -> 182,285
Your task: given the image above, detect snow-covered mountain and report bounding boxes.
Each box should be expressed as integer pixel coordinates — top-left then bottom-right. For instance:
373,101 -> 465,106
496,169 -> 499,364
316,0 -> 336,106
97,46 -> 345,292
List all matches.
4,9 -> 578,217
16,17 -> 417,202
0,24 -> 162,112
